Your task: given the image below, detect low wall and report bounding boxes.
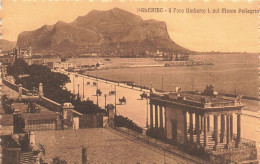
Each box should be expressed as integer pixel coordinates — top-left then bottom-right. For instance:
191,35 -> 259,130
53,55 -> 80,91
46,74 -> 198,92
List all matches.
2,79 -> 19,92
79,114 -> 103,128
38,97 -> 62,112
212,147 -> 258,163
3,76 -> 103,130
219,93 -> 260,101
2,79 -> 29,95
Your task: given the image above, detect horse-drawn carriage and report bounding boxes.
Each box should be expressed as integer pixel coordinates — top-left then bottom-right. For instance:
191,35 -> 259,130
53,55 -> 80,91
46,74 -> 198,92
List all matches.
86,82 -> 90,85
93,82 -> 97,86
96,89 -> 102,96
109,91 -> 116,95
140,92 -> 148,100
119,96 -> 126,104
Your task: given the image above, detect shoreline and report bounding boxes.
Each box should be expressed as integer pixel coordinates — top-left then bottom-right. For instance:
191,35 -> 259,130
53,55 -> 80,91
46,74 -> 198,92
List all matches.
57,70 -> 260,114
72,59 -> 214,71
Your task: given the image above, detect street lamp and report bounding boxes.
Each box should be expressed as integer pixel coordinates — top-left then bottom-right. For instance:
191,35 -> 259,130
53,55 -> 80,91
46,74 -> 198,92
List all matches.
77,84 -> 80,98
146,98 -> 148,129
140,74 -> 143,91
162,75 -> 164,91
114,85 -> 117,115
104,94 -> 107,112
73,74 -> 75,95
83,77 -> 85,99
96,82 -> 99,106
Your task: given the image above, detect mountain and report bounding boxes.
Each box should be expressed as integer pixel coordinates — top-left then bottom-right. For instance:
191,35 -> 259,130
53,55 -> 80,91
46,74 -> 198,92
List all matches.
0,39 -> 16,52
17,8 -> 188,56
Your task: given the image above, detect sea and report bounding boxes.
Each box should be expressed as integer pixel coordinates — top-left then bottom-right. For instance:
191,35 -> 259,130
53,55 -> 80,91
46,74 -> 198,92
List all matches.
66,54 -> 260,158
68,54 -> 259,97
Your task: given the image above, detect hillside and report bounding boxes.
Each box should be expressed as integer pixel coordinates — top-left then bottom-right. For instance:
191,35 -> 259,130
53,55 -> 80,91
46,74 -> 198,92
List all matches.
17,8 -> 188,56
0,39 -> 16,52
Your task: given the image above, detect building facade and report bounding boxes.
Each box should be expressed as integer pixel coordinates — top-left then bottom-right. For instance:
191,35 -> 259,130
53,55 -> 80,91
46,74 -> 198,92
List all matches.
148,87 -> 257,163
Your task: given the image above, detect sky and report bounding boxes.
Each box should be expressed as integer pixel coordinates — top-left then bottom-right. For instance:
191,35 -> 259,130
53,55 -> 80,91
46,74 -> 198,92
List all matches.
0,0 -> 259,52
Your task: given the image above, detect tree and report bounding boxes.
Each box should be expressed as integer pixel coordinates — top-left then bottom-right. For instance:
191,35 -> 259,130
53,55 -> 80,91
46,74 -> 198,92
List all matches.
75,99 -> 105,114
114,115 -> 143,133
6,59 -> 28,77
1,94 -> 15,114
7,59 -> 104,115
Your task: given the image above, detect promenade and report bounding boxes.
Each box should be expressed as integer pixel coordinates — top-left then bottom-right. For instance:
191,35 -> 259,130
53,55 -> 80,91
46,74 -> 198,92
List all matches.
65,72 -> 150,128
61,71 -> 260,159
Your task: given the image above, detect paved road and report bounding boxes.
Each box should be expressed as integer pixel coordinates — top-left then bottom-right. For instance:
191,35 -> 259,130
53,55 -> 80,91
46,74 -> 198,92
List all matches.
65,73 -> 150,128
63,71 -> 260,159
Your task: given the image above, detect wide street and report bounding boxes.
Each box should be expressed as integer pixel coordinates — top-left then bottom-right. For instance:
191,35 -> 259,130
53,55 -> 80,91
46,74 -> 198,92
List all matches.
65,72 -> 151,128
64,71 -> 260,158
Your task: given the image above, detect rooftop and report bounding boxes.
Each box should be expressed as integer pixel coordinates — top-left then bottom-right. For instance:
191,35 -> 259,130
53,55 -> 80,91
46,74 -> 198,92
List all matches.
150,91 -> 243,110
34,128 -> 188,164
12,103 -> 59,120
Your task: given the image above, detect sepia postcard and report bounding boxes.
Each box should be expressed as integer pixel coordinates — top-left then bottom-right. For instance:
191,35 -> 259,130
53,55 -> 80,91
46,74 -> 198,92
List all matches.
0,0 -> 259,163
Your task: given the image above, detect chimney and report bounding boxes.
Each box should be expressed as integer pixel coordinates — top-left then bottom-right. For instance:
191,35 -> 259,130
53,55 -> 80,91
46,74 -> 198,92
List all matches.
29,131 -> 35,149
82,147 -> 87,164
39,83 -> 43,97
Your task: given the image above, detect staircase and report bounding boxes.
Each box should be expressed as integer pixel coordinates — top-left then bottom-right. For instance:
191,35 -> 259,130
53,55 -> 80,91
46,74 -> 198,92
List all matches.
19,151 -> 38,164
187,131 -> 236,152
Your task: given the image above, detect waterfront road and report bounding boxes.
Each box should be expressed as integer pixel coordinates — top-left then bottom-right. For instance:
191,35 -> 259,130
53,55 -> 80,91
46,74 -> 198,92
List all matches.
62,71 -> 260,159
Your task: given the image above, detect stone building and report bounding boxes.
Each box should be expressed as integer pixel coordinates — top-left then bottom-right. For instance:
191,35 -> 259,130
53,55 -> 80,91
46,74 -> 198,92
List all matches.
148,87 -> 257,163
1,132 -> 41,164
12,102 -> 62,133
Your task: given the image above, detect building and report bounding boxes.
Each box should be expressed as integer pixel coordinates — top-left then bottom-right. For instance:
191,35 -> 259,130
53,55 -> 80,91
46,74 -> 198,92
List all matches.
1,132 -> 41,164
32,128 -> 191,164
148,85 -> 257,163
53,62 -> 76,70
0,55 -> 15,66
14,47 -> 32,59
12,102 -> 62,133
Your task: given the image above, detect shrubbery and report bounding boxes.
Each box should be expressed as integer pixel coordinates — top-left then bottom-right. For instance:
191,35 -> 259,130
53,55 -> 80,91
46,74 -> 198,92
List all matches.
146,128 -> 167,141
1,94 -> 15,114
6,59 -> 105,114
114,115 -> 143,133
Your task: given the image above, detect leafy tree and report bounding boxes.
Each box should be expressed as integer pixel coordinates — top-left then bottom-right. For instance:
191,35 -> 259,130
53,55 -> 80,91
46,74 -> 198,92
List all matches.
1,94 -> 15,114
6,59 -> 28,78
75,99 -> 105,114
7,59 -> 104,114
13,114 -> 25,133
115,115 -> 143,133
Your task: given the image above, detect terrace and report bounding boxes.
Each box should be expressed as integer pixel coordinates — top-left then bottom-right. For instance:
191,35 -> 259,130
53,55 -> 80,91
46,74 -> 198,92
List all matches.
148,85 -> 257,163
